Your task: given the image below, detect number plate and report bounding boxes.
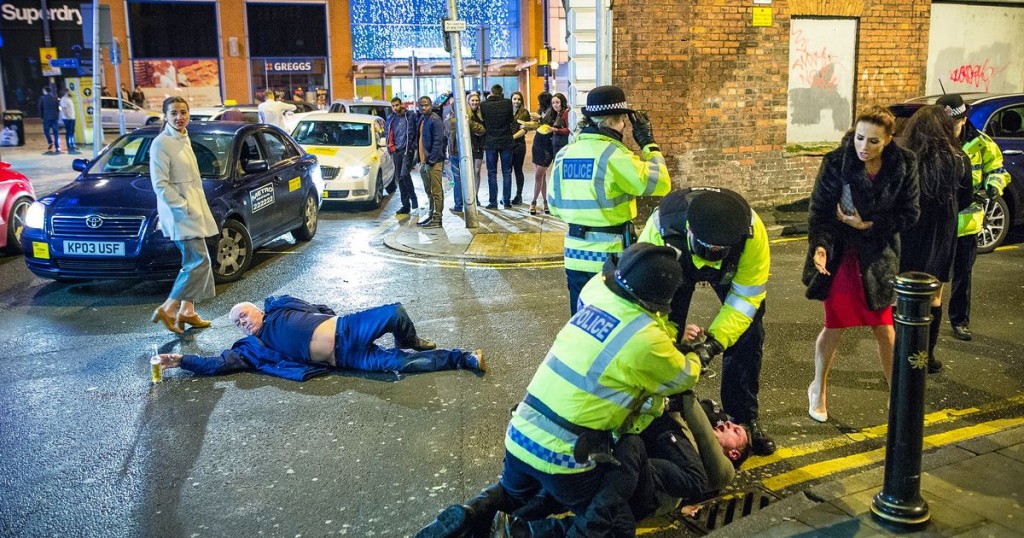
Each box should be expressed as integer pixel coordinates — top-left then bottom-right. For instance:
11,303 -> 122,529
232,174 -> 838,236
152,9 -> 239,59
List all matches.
63,240 -> 126,256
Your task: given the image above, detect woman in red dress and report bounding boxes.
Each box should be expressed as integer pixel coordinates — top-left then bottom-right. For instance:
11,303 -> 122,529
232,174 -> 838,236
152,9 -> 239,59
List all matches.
802,107 -> 920,422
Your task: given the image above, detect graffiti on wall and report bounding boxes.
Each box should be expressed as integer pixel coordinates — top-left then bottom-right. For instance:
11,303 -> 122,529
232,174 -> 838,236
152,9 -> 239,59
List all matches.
926,4 -> 1023,95
947,59 -> 1010,93
787,19 -> 856,144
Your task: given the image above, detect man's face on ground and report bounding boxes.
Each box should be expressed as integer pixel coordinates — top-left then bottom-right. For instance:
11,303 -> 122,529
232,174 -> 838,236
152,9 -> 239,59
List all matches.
419,99 -> 432,115
713,420 -> 748,461
231,304 -> 264,336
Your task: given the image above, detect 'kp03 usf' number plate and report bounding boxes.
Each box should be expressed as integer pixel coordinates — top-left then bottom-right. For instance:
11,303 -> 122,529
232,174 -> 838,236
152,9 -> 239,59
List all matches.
63,240 -> 126,256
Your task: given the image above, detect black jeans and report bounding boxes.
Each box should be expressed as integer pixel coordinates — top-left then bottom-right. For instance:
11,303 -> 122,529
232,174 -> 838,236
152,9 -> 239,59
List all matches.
393,150 -> 417,209
949,234 -> 977,327
512,143 -> 527,198
669,282 -> 766,424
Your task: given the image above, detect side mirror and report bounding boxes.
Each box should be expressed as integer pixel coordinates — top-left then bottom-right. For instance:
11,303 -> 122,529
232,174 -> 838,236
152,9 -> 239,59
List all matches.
72,158 -> 90,172
244,159 -> 270,174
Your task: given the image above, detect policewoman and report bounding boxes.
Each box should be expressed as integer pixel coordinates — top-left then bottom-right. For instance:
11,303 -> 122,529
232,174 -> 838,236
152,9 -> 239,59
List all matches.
548,85 -> 671,315
416,243 -> 703,537
637,187 -> 775,456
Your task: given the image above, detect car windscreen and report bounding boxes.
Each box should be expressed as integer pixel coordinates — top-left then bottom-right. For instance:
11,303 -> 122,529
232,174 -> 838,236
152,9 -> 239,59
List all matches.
292,121 -> 372,147
87,131 -> 235,179
347,105 -> 389,120
191,114 -> 213,121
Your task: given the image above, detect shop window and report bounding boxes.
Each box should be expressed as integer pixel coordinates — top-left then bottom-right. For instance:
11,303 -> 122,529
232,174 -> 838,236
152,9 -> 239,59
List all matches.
247,4 -> 327,57
128,2 -> 218,58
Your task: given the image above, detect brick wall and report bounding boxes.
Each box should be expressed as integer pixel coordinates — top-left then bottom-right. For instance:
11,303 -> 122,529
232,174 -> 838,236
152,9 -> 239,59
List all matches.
612,0 -> 932,210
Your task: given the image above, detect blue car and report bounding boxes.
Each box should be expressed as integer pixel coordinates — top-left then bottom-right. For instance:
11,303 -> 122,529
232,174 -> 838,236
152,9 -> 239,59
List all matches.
891,93 -> 1024,252
21,122 -> 324,283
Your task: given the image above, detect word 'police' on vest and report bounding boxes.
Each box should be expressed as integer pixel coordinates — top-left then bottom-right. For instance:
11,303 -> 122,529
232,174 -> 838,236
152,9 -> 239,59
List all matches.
571,305 -> 620,343
562,158 -> 595,180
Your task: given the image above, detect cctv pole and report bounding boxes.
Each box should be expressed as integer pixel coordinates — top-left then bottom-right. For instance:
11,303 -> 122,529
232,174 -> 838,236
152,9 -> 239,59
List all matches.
91,0 -> 104,157
445,0 -> 478,228
112,38 -> 125,135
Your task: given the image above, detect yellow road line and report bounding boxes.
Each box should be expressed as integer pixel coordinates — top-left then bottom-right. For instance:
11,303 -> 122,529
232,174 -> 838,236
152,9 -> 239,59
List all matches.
770,236 -> 807,244
745,394 -> 1024,470
762,416 -> 1024,492
994,244 -> 1020,252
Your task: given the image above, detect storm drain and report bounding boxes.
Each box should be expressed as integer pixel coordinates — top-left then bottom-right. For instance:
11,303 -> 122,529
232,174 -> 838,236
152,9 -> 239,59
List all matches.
681,487 -> 780,534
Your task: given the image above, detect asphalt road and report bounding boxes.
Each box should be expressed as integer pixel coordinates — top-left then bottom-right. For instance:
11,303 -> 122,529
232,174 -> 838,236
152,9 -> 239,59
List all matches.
1,192 -> 1022,537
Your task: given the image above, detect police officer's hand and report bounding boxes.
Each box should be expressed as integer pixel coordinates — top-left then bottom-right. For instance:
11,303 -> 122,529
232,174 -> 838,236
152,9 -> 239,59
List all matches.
692,334 -> 724,367
629,111 -> 656,148
986,183 -> 1001,200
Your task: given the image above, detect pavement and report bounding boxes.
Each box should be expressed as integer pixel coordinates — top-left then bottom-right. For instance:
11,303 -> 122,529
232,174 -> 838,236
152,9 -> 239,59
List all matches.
706,424 -> 1024,537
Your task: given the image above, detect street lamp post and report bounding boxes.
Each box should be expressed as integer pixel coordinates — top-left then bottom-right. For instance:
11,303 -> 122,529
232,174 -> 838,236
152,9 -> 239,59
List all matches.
445,0 -> 479,228
550,61 -> 559,94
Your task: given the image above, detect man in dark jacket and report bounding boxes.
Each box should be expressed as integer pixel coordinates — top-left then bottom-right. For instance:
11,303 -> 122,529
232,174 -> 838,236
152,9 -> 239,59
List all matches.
38,87 -> 61,153
155,295 -> 485,381
479,84 -> 516,209
385,97 -> 420,214
416,96 -> 446,228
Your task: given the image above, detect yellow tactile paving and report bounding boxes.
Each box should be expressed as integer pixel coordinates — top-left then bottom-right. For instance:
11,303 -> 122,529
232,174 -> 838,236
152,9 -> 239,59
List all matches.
505,232 -> 541,255
465,233 -> 508,256
540,232 -> 565,255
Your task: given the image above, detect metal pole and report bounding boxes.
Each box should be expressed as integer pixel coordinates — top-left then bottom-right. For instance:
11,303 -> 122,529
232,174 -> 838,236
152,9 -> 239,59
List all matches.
91,0 -> 103,158
595,0 -> 603,85
477,25 -> 486,92
542,0 -> 550,93
113,39 -> 125,136
411,53 -> 418,99
447,0 -> 479,228
871,271 -> 938,528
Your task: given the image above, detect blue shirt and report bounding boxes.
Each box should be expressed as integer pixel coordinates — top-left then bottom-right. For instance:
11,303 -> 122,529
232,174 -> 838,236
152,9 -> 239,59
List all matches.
258,308 -> 333,362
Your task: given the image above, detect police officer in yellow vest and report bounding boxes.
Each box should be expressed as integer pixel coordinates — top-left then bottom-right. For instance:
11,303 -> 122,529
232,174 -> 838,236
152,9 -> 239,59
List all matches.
637,187 -> 775,456
936,94 -> 1012,342
416,243 -> 703,538
548,85 -> 671,315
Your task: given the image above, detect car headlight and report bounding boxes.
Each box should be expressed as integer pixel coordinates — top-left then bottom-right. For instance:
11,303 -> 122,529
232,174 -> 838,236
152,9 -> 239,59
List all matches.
25,202 -> 46,229
343,165 -> 370,179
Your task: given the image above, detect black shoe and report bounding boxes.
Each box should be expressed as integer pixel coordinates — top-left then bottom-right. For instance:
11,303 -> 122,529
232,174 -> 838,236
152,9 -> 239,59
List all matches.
747,419 -> 776,456
511,196 -> 523,205
407,337 -> 437,351
416,505 -> 472,538
928,356 -> 943,374
396,206 -> 411,215
951,324 -> 972,341
484,203 -> 498,210
417,216 -> 433,226
501,201 -> 512,208
423,218 -> 442,228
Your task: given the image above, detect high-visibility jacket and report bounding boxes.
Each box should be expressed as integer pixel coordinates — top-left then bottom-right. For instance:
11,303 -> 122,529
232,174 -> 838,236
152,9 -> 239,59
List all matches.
548,133 -> 671,273
958,131 -> 1011,237
505,275 -> 702,475
637,208 -> 770,350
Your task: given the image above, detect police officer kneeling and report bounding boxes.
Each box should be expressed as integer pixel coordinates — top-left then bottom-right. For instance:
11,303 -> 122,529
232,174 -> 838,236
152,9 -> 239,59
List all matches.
638,187 -> 776,456
416,243 -> 703,538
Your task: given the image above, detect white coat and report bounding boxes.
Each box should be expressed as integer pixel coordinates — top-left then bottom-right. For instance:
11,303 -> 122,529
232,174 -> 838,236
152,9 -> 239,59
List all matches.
257,99 -> 297,130
149,123 -> 218,241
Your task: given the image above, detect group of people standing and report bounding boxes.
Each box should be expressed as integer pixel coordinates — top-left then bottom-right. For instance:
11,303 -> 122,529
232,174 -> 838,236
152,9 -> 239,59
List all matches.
37,87 -> 78,154
381,85 -> 573,225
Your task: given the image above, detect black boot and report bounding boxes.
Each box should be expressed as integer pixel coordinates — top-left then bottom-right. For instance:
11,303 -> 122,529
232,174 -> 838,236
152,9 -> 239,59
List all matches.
418,483 -> 513,538
928,306 -> 943,374
747,419 -> 776,456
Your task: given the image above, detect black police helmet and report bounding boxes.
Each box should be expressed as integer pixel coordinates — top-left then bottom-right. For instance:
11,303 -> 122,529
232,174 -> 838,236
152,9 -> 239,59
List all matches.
659,189 -> 749,262
602,243 -> 682,313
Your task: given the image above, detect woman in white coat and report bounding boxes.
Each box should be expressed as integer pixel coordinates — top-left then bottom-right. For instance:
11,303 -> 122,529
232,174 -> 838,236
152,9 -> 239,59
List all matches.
150,96 -> 219,334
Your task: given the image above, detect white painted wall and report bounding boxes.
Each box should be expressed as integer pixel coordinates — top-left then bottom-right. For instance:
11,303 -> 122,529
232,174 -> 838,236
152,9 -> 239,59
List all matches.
927,3 -> 1024,94
786,18 -> 857,143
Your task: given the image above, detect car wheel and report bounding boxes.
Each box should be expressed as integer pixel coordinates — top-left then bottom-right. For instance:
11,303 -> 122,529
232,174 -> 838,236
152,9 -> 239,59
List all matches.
4,197 -> 32,254
210,219 -> 253,283
146,117 -> 160,126
292,192 -> 319,242
368,171 -> 385,209
977,195 -> 1009,254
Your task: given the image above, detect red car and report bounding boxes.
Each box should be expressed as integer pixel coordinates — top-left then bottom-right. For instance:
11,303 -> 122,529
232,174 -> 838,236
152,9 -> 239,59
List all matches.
0,160 -> 35,254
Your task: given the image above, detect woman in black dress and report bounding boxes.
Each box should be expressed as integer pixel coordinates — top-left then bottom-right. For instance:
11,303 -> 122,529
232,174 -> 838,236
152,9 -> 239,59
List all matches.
530,92 -> 553,215
897,105 -> 973,373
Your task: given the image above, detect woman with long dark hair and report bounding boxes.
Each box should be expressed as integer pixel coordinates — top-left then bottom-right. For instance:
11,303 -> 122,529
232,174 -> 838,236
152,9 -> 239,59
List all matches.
149,96 -> 218,334
529,92 -> 554,215
510,91 -> 531,205
803,106 -> 920,422
897,105 -> 973,373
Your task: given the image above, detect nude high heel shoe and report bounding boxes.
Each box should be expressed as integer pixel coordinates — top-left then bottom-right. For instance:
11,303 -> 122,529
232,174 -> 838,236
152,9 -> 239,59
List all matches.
808,383 -> 828,422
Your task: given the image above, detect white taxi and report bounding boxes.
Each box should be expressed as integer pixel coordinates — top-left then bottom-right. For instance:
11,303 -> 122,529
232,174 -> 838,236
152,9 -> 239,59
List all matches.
290,113 -> 394,208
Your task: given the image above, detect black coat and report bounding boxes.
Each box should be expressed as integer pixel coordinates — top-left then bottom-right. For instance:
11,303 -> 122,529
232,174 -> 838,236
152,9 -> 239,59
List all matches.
802,133 -> 920,310
480,95 -> 514,150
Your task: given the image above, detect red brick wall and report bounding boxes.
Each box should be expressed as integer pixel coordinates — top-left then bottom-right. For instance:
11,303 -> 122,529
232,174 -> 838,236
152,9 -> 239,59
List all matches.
611,0 -> 931,210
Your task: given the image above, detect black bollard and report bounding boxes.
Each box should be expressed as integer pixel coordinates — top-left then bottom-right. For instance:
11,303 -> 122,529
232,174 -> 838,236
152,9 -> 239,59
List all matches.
871,271 -> 939,527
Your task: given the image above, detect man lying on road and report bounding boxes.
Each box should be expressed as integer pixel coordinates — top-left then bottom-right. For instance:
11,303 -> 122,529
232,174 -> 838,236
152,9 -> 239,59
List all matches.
155,295 -> 484,381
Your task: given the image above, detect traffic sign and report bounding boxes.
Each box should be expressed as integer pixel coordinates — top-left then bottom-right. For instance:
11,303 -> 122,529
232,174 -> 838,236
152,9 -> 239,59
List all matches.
443,19 -> 467,32
50,58 -> 81,69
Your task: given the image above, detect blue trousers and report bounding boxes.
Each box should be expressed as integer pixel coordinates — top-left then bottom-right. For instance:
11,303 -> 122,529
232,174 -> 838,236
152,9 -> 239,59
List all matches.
485,147 -> 513,205
669,281 -> 766,424
62,119 -> 76,150
169,238 -> 215,302
499,451 -> 605,516
334,303 -> 466,373
566,269 -> 597,316
43,119 -> 60,149
450,156 -> 464,211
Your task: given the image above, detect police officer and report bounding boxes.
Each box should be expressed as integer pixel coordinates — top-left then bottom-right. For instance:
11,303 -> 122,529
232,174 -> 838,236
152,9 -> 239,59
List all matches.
637,187 -> 775,456
548,85 -> 672,315
416,243 -> 703,538
936,94 -> 1011,342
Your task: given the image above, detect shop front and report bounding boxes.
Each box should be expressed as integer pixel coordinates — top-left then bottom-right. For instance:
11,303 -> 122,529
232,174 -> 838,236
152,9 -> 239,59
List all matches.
250,57 -> 328,105
246,2 -> 328,105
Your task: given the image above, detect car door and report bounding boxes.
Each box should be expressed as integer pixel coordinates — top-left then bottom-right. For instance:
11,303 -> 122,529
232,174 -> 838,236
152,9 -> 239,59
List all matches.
120,100 -> 143,128
258,129 -> 306,232
373,119 -> 394,186
234,133 -> 278,242
100,97 -> 118,129
987,104 -> 1024,225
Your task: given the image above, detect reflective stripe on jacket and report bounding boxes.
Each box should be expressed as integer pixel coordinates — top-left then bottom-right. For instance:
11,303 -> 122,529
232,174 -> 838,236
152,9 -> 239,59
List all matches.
958,132 -> 1011,237
504,276 -> 701,474
548,133 -> 671,272
637,208 -> 770,350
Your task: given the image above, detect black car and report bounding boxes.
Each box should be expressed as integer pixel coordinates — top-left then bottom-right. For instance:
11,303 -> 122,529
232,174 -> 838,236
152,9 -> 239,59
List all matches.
21,122 -> 324,283
890,93 -> 1024,252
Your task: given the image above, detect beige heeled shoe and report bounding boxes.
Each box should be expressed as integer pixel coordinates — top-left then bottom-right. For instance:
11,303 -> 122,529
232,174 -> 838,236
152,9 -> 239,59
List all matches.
808,383 -> 828,422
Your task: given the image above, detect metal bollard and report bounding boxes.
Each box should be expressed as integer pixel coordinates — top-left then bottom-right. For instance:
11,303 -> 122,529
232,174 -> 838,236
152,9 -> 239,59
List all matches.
871,272 -> 939,527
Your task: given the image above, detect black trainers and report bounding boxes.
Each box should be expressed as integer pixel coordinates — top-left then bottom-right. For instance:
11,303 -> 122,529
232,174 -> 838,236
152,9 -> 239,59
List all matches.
951,324 -> 972,341
463,349 -> 486,372
415,505 -> 472,538
928,356 -> 943,374
417,216 -> 434,226
396,206 -> 411,215
746,419 -> 776,456
511,195 -> 523,205
407,337 -> 437,351
484,203 -> 498,210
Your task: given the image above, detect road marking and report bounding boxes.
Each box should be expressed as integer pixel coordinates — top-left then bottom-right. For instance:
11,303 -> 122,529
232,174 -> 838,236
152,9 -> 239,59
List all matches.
994,244 -> 1019,252
770,236 -> 807,244
761,416 -> 1024,492
746,394 -> 1024,470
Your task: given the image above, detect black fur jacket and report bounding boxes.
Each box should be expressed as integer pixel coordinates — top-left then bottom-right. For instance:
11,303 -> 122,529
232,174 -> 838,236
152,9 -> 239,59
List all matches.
802,132 -> 920,310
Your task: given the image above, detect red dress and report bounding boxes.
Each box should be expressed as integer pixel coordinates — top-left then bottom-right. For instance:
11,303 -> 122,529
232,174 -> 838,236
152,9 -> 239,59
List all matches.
824,247 -> 893,328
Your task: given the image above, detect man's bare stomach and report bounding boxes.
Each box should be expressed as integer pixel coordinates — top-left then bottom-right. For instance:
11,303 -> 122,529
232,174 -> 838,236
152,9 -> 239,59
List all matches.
309,316 -> 338,366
